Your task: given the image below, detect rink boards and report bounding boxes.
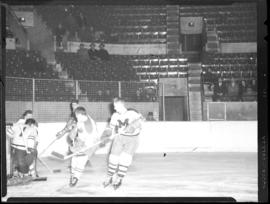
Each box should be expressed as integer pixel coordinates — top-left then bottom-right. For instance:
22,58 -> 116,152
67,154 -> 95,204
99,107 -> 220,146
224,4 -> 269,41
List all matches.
32,121 -> 257,157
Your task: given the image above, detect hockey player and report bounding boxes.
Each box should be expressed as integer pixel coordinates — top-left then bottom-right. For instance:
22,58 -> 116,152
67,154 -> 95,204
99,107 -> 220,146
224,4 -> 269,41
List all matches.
100,97 -> 144,190
7,110 -> 33,177
68,106 -> 99,187
56,99 -> 80,140
20,118 -> 39,177
7,118 -> 39,185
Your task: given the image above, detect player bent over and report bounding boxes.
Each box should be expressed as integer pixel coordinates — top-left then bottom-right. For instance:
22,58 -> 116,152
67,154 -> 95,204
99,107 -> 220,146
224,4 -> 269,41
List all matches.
7,118 -> 39,185
6,110 -> 33,177
68,106 -> 99,187
100,97 -> 144,190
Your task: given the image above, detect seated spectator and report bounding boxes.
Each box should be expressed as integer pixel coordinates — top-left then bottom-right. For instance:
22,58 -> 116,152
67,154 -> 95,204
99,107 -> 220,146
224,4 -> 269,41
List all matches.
70,31 -> 81,42
203,68 -> 215,84
77,43 -> 88,61
227,78 -> 240,101
89,26 -> 95,42
97,43 -> 110,61
104,89 -> 112,101
239,80 -> 247,101
251,79 -> 257,92
242,86 -> 257,101
136,88 -> 142,101
55,23 -> 66,48
213,78 -> 226,101
96,90 -> 103,101
76,12 -> 87,28
146,112 -> 156,121
88,43 -> 98,60
62,30 -> 71,50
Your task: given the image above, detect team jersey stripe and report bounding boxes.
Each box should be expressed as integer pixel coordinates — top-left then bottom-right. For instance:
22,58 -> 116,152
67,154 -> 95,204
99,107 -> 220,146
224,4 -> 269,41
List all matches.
121,133 -> 140,137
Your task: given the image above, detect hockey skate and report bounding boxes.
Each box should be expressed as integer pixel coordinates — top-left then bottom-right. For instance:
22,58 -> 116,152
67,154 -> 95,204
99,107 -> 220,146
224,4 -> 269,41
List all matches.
69,176 -> 79,187
102,176 -> 113,188
112,176 -> 122,190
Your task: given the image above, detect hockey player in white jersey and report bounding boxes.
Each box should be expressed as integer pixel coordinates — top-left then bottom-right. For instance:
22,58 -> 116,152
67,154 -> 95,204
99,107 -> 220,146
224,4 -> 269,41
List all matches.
100,97 -> 144,189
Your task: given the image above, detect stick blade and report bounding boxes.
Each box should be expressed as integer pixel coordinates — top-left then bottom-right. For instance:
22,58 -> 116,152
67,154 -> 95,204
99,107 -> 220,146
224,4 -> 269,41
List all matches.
33,177 -> 47,181
51,151 -> 65,159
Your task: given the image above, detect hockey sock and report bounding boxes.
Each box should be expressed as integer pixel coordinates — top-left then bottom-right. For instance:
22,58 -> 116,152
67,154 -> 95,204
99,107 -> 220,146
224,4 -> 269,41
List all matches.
107,154 -> 119,177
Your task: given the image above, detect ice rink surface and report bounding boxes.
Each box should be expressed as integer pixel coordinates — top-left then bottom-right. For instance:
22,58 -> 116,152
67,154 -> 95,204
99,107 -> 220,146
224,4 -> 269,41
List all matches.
5,152 -> 257,201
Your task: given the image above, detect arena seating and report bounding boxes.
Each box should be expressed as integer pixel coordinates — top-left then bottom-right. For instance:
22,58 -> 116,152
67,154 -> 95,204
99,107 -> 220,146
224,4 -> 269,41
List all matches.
36,3 -> 256,44
201,52 -> 257,82
179,3 -> 256,42
201,52 -> 257,102
6,50 -> 58,79
55,52 -> 189,82
128,55 -> 189,80
35,5 -> 167,44
55,52 -> 138,81
106,6 -> 167,43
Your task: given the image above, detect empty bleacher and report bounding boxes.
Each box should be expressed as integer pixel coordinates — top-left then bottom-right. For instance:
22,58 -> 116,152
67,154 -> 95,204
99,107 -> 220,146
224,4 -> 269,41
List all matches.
179,3 -> 256,42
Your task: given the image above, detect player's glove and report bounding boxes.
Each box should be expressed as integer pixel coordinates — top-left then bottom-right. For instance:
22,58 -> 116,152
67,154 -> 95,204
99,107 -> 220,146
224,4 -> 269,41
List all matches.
99,137 -> 111,148
56,131 -> 63,139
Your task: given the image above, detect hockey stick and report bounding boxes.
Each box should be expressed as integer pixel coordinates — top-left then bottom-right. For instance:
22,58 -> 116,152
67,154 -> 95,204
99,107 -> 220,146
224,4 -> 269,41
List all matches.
37,157 -> 61,173
38,137 -> 59,157
51,116 -> 143,160
51,133 -> 118,160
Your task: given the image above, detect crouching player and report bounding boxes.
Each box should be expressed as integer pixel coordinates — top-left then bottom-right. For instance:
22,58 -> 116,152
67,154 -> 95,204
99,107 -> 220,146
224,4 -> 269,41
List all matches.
68,106 -> 99,187
100,97 -> 144,190
7,118 -> 39,185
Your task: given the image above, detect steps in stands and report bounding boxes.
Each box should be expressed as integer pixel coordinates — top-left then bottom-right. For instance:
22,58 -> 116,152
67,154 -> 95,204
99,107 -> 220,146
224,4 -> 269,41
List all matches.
205,26 -> 220,53
188,63 -> 203,121
166,5 -> 180,55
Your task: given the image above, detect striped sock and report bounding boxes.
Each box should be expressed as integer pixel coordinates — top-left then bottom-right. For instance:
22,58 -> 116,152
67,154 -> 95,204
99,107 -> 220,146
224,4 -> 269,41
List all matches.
107,162 -> 118,177
117,164 -> 129,179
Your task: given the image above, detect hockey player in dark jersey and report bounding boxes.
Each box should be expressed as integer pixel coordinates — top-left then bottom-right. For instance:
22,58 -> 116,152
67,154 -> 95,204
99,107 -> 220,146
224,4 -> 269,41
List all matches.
100,97 -> 144,189
56,99 -> 80,141
68,106 -> 99,187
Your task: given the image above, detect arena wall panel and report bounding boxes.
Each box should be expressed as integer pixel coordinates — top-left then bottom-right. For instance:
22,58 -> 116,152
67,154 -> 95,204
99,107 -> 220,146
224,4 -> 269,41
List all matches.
36,121 -> 257,157
220,42 -> 257,53
5,102 -> 159,123
66,42 -> 167,55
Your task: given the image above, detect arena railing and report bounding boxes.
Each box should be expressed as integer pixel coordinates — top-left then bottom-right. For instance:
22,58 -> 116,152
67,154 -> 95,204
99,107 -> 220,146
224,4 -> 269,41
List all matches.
5,77 -> 161,103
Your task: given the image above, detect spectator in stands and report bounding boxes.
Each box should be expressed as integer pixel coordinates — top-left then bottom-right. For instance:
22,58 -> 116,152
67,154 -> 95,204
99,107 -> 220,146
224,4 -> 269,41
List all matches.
70,31 -> 81,42
62,30 -> 71,50
97,43 -> 110,61
242,83 -> 257,101
213,78 -> 226,102
96,90 -> 103,101
227,78 -> 240,101
88,43 -> 98,60
146,112 -> 156,121
77,43 -> 89,61
76,12 -> 87,28
55,23 -> 66,48
251,79 -> 257,92
203,68 -> 215,84
64,11 -> 78,35
136,88 -> 142,101
239,80 -> 247,101
89,26 -> 95,42
104,89 -> 111,101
